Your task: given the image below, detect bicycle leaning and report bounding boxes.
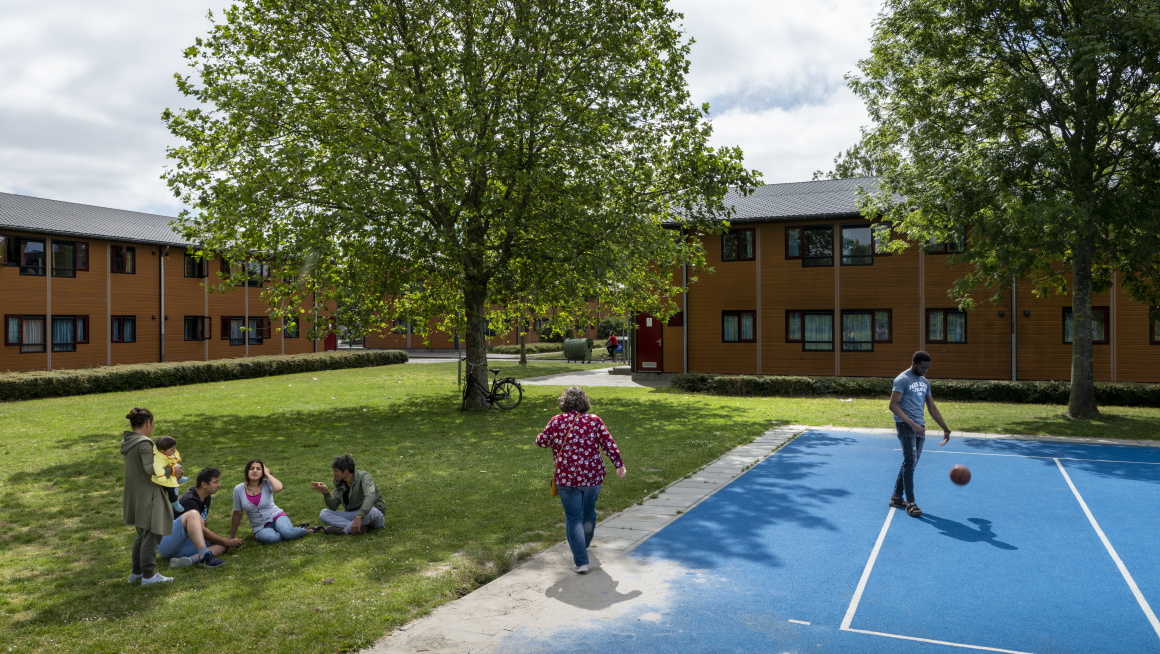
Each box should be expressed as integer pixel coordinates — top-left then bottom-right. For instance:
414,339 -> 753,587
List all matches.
461,361 -> 524,411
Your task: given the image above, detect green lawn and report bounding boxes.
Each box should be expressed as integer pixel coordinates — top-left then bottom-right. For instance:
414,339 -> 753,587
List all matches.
1,361 -> 1158,654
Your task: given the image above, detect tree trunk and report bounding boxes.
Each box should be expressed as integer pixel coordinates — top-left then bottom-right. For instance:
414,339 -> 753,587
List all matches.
462,276 -> 491,410
1068,236 -> 1100,418
519,330 -> 527,366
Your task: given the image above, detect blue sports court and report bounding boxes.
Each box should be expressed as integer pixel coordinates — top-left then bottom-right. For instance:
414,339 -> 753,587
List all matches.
500,429 -> 1160,653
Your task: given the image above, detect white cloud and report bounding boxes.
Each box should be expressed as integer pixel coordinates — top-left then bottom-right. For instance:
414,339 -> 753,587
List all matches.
0,0 -> 882,214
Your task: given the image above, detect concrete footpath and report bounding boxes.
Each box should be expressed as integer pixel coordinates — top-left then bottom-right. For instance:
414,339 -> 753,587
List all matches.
364,426 -> 803,654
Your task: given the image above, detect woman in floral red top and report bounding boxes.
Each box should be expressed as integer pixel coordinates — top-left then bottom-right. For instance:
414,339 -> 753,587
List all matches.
536,386 -> 626,573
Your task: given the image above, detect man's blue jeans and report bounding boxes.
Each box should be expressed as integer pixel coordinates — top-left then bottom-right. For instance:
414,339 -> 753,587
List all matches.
557,485 -> 601,566
893,422 -> 925,503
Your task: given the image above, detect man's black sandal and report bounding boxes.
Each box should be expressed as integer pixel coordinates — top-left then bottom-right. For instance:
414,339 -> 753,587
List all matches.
906,503 -> 923,517
889,497 -> 907,509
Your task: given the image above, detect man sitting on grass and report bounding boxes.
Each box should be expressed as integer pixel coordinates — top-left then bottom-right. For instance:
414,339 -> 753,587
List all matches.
160,467 -> 244,568
311,455 -> 386,535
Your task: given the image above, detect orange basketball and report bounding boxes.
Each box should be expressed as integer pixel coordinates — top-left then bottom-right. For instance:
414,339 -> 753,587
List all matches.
950,464 -> 971,486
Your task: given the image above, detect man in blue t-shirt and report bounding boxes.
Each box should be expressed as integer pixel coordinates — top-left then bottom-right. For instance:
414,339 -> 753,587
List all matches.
888,351 -> 952,517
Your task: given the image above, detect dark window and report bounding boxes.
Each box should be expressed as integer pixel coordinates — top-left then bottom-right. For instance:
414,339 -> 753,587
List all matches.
666,311 -> 684,328
52,316 -> 87,352
1063,307 -> 1109,345
873,309 -> 892,343
842,311 -> 874,351
927,309 -> 966,343
5,315 -> 47,353
786,311 -> 833,350
872,223 -> 892,255
249,317 -> 268,344
786,311 -> 803,342
927,235 -> 965,254
803,311 -> 833,350
0,235 -> 5,262
722,311 -> 756,342
51,241 -> 87,277
184,316 -> 211,341
1151,307 -> 1160,345
184,253 -> 209,278
8,237 -> 46,275
227,317 -> 245,345
722,229 -> 755,262
391,319 -> 409,335
247,261 -> 270,287
785,228 -> 802,259
285,315 -> 300,338
840,310 -> 891,351
802,226 -> 834,267
841,225 -> 873,266
111,316 -> 136,343
111,246 -> 136,274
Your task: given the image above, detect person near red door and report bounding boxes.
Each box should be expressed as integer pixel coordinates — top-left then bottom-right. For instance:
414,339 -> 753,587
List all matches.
536,386 -> 627,573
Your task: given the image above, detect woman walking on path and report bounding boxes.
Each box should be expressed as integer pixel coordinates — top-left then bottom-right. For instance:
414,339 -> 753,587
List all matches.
121,407 -> 178,585
536,386 -> 626,574
230,459 -> 317,543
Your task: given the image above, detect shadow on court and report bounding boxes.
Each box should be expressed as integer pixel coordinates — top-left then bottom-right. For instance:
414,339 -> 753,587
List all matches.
961,437 -> 1160,485
631,432 -> 857,571
917,514 -> 1018,550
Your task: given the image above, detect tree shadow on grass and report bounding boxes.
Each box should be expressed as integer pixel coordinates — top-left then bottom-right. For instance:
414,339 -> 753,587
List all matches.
3,387 -> 784,648
631,432 -> 859,571
960,437 -> 1160,485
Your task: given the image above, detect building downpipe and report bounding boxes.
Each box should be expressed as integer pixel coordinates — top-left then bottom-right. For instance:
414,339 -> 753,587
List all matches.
1011,277 -> 1017,381
160,245 -> 169,362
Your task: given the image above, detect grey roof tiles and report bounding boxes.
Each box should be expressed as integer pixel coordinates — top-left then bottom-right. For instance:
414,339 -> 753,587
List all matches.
721,176 -> 879,222
0,192 -> 193,246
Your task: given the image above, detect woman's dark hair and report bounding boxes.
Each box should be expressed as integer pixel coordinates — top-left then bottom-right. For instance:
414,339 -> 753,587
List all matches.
126,407 -> 154,428
156,435 -> 177,451
244,458 -> 266,483
332,454 -> 356,475
557,386 -> 591,413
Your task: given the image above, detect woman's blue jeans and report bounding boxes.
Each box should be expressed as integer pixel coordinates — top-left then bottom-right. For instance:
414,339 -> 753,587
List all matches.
254,515 -> 307,544
558,484 -> 601,566
893,422 -> 925,503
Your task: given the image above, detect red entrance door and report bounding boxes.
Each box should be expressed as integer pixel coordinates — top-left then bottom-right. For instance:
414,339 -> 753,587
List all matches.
635,313 -> 663,372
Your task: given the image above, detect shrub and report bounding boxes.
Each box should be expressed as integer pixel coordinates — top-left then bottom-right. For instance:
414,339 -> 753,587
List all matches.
487,343 -> 564,355
670,373 -> 1160,407
0,350 -> 408,402
596,316 -> 628,340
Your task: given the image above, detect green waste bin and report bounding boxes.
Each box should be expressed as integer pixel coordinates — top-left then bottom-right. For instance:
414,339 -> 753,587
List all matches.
563,338 -> 593,362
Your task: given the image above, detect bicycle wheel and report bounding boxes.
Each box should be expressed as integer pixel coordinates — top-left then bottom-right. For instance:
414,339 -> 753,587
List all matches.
492,379 -> 523,410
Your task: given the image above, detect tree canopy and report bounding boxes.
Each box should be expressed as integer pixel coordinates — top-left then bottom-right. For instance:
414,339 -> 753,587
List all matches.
163,0 -> 758,407
851,0 -> 1160,417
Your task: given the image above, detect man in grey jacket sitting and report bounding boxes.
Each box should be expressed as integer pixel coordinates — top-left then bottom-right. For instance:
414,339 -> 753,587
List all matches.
311,454 -> 386,535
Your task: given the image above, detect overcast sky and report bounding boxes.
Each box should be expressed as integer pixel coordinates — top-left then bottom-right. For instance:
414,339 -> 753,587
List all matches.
0,0 -> 881,216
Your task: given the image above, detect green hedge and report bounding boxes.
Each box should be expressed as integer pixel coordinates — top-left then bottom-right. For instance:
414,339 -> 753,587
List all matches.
487,343 -> 564,355
0,350 -> 408,402
670,373 -> 1160,407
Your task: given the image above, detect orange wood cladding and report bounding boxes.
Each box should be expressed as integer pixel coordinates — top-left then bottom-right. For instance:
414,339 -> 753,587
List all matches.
672,219 -> 1160,382
1,237 -> 323,372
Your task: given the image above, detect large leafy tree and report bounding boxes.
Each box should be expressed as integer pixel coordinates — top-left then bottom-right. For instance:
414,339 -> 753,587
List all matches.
163,0 -> 757,408
851,0 -> 1160,417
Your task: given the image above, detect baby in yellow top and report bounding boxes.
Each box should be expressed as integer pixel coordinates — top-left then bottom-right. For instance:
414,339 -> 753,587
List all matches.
152,435 -> 189,512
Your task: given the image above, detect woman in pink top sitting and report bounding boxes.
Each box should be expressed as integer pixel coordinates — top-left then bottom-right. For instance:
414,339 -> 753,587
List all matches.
229,459 -> 318,543
536,386 -> 627,574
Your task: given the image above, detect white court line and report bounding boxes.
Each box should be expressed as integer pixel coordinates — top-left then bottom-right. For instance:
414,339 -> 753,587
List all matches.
840,508 -> 1037,653
892,449 -> 1160,465
1055,458 -> 1160,641
843,628 -> 1034,654
840,507 -> 894,630
788,619 -> 810,625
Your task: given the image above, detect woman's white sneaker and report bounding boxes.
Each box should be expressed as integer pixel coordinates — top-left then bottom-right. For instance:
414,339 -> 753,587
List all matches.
141,573 -> 174,585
